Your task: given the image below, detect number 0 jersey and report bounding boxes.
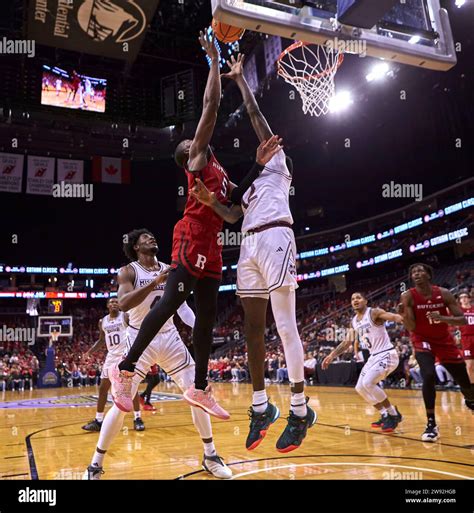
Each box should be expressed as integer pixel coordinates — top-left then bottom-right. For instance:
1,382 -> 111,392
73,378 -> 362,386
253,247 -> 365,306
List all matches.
101,311 -> 127,356
351,307 -> 394,355
127,260 -> 175,332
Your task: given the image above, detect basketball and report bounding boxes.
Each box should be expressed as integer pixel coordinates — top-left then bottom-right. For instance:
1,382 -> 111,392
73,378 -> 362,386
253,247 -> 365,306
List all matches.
212,18 -> 245,43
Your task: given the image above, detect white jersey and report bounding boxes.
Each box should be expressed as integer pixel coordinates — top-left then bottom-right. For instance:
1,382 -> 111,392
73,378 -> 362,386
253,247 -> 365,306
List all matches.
241,149 -> 293,232
351,307 -> 394,355
127,260 -> 175,332
101,312 -> 127,356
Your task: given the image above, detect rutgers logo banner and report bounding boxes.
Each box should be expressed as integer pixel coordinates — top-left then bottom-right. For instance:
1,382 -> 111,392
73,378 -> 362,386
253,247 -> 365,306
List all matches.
28,0 -> 160,62
57,159 -> 84,183
27,156 -> 55,195
0,153 -> 24,193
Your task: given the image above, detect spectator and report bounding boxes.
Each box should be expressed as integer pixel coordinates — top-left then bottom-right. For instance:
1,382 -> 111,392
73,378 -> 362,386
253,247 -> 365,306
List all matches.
304,352 -> 317,384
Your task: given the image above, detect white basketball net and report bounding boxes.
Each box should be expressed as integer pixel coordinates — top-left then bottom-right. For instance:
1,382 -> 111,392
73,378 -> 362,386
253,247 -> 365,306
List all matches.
277,42 -> 343,117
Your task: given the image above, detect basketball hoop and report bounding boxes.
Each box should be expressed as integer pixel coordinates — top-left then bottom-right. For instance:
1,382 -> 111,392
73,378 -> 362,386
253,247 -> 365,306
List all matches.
277,41 -> 344,117
49,331 -> 60,347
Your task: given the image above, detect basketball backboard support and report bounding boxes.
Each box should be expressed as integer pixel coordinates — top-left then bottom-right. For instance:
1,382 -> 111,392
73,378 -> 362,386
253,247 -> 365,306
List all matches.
211,0 -> 457,71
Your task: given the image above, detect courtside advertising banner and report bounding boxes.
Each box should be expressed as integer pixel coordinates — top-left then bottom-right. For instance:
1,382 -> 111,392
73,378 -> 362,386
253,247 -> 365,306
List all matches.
26,156 -> 55,196
0,153 -> 24,193
28,0 -> 161,63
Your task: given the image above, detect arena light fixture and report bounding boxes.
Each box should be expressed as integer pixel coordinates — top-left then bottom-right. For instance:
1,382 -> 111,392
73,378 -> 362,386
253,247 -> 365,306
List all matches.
455,0 -> 466,7
366,62 -> 390,82
329,91 -> 353,113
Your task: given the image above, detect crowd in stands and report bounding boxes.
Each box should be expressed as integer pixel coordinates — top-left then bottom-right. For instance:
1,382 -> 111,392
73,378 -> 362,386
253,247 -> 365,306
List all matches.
0,343 -> 39,392
54,306 -> 105,387
206,261 -> 473,390
0,257 -> 472,392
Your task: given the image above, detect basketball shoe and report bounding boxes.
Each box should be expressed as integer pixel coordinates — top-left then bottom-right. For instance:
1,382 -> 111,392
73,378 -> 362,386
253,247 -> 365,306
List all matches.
421,422 -> 439,442
183,384 -> 230,420
134,417 -> 145,431
110,364 -> 134,412
372,407 -> 402,429
82,419 -> 102,432
276,401 -> 317,453
83,464 -> 104,480
202,454 -> 232,479
246,402 -> 280,450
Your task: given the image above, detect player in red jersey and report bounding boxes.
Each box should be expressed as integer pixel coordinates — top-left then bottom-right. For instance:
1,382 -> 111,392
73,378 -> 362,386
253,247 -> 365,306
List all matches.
399,263 -> 474,442
112,31 -> 282,419
458,292 -> 474,382
139,364 -> 160,411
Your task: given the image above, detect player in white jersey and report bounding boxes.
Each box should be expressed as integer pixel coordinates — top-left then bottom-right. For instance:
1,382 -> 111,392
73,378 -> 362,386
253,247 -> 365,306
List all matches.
82,298 -> 145,432
84,229 -> 231,479
322,292 -> 404,433
190,54 -> 316,453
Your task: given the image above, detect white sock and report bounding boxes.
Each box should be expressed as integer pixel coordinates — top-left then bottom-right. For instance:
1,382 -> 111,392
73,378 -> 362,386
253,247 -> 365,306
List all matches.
380,407 -> 388,417
96,412 -> 104,422
92,450 -> 105,467
252,390 -> 268,414
387,405 -> 397,416
134,411 -> 141,420
290,392 -> 307,418
203,441 -> 216,458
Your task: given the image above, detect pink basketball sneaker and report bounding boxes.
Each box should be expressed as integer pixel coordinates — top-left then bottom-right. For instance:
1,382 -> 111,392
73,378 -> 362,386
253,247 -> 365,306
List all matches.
110,364 -> 134,412
183,384 -> 230,420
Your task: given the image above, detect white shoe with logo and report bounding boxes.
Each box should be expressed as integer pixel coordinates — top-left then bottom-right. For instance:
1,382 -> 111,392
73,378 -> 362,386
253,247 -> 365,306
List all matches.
202,454 -> 232,479
421,423 -> 439,442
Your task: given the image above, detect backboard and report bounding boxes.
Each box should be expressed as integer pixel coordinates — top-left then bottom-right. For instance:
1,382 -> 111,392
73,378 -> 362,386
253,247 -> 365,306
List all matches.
37,316 -> 73,338
211,0 -> 457,70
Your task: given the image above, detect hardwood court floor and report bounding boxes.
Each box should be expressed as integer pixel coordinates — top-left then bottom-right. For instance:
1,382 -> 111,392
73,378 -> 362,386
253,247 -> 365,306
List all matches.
0,383 -> 473,480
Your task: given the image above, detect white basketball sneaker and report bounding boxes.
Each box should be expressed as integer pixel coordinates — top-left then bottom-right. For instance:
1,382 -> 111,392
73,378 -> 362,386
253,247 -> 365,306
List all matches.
421,423 -> 439,442
83,464 -> 104,480
202,454 -> 232,479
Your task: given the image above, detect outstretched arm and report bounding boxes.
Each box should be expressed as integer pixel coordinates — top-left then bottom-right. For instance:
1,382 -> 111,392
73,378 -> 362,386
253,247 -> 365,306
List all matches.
191,178 -> 244,223
190,137 -> 282,217
371,308 -> 404,325
222,54 -> 273,143
188,31 -> 222,172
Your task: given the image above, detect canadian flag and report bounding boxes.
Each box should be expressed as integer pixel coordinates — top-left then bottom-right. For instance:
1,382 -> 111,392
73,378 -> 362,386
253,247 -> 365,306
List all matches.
92,156 -> 130,184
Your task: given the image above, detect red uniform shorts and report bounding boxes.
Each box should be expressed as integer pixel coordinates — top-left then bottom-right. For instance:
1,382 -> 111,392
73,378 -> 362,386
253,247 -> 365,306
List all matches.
412,335 -> 464,365
461,335 -> 474,360
171,218 -> 223,280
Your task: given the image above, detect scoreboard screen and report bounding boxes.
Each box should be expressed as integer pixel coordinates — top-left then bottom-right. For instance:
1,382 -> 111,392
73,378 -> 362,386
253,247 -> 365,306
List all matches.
48,299 -> 63,314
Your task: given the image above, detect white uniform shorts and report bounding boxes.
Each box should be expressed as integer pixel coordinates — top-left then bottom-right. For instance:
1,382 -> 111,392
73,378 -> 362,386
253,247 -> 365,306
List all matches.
236,226 -> 298,299
101,352 -> 124,379
358,348 -> 399,386
126,326 -> 195,390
